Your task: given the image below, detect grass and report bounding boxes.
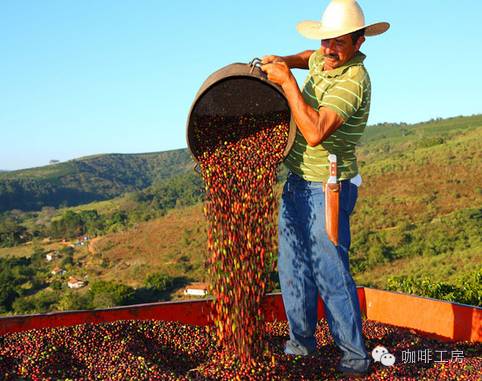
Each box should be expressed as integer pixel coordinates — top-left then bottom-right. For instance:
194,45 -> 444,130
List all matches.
0,240 -> 66,258
0,244 -> 35,258
88,204 -> 207,288
65,199 -> 120,214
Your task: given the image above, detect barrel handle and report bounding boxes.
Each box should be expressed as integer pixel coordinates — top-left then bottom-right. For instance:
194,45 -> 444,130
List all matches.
249,57 -> 263,74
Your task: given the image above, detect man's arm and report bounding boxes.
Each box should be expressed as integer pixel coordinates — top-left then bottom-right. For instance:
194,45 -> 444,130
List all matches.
262,50 -> 314,69
260,61 -> 344,147
282,74 -> 344,146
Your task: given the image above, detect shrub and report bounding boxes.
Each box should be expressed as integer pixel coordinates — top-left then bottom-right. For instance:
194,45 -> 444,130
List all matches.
12,290 -> 62,314
144,273 -> 174,293
386,269 -> 481,306
0,284 -> 18,313
57,290 -> 92,311
88,280 -> 135,309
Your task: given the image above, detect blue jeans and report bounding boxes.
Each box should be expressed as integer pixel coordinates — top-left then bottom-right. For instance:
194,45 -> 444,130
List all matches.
278,172 -> 370,372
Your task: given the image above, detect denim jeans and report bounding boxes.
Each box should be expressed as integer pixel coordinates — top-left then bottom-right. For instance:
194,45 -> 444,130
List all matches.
278,172 -> 370,372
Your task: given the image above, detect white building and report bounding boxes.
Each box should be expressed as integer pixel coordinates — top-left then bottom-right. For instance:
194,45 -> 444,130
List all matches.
183,283 -> 208,297
46,251 -> 59,262
67,277 -> 86,289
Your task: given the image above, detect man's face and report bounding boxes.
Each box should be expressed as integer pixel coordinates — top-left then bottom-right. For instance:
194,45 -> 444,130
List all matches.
321,33 -> 365,70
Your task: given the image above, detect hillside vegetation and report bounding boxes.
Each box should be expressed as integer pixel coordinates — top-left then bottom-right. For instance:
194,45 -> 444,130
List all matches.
0,114 -> 481,315
0,149 -> 193,211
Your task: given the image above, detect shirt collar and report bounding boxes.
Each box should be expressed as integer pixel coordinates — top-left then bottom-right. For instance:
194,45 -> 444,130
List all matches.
322,51 -> 366,78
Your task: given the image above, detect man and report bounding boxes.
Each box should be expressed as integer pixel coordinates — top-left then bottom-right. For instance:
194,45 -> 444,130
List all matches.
261,0 -> 389,377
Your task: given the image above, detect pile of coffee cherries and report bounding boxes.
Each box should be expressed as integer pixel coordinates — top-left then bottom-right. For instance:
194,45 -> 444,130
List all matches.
195,111 -> 289,366
1,319 -> 480,380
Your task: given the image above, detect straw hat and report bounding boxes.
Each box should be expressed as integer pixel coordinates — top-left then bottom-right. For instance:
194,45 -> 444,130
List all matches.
297,0 -> 389,40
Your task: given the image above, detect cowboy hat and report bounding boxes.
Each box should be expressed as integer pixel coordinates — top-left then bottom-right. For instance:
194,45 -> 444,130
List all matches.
297,0 -> 389,40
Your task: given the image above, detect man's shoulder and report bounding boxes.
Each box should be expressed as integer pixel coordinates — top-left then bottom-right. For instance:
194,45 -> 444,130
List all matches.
342,62 -> 369,81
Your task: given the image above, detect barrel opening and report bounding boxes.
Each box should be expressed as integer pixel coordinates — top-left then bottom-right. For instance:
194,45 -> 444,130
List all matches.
187,75 -> 292,161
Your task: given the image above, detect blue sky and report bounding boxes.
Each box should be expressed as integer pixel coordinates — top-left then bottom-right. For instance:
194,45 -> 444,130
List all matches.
1,0 -> 481,170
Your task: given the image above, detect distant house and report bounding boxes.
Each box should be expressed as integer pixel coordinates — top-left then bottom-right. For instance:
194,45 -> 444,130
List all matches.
51,267 -> 66,275
46,251 -> 60,262
183,283 -> 209,297
67,276 -> 86,289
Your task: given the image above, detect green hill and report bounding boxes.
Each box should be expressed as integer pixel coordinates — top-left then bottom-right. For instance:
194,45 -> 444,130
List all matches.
0,149 -> 194,211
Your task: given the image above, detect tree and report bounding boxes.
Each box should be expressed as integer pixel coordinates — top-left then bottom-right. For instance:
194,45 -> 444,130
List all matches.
61,253 -> 74,268
79,210 -> 104,235
0,284 -> 18,313
12,290 -> 61,314
144,272 -> 174,293
89,281 -> 135,309
50,210 -> 84,239
0,216 -> 28,247
57,290 -> 92,311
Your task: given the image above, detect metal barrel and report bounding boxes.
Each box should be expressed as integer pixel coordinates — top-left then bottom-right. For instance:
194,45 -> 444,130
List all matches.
186,61 -> 296,162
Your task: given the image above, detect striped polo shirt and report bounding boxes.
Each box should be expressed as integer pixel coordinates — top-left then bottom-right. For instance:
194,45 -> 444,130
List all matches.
284,50 -> 371,182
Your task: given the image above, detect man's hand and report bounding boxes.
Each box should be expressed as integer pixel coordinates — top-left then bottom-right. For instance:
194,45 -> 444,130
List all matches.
260,60 -> 293,88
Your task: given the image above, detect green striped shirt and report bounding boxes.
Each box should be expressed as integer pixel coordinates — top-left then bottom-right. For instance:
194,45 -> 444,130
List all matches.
284,50 -> 371,181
